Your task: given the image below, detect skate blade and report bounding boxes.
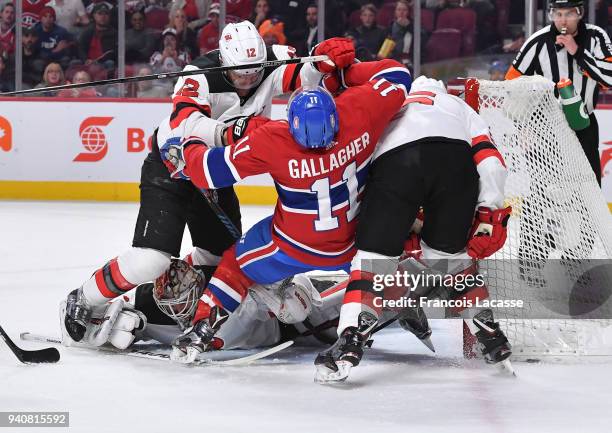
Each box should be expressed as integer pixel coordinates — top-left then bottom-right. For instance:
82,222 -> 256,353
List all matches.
314,361 -> 352,383
420,336 -> 436,353
498,358 -> 517,377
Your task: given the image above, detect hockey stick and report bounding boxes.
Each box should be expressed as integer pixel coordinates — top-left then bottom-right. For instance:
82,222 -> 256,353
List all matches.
20,332 -> 291,366
0,326 -> 60,364
0,55 -> 330,97
197,188 -> 242,240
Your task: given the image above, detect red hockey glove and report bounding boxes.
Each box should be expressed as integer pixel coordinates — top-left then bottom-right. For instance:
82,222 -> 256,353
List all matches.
223,115 -> 271,146
467,206 -> 512,259
313,37 -> 355,74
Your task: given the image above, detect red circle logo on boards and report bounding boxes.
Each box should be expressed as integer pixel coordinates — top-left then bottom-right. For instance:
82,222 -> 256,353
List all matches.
73,117 -> 113,162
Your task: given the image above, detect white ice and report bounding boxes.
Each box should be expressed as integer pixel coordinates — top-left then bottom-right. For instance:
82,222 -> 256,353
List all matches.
1,201 -> 611,433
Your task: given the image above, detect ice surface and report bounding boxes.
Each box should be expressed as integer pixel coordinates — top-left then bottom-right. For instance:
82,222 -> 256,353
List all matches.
1,201 -> 611,433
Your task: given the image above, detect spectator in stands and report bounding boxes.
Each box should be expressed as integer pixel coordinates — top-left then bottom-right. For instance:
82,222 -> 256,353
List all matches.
35,6 -> 75,68
57,69 -> 99,97
21,27 -> 45,88
47,0 -> 89,36
169,0 -> 211,31
468,0 -> 498,51
226,0 -> 253,21
272,0 -> 345,38
488,59 -> 507,80
126,10 -> 156,63
78,2 -> 117,66
259,17 -> 286,45
348,3 -> 387,61
167,7 -> 199,59
150,27 -> 191,74
198,3 -> 220,55
136,64 -> 169,98
387,0 -> 413,64
0,2 -> 14,56
0,51 -> 13,92
251,0 -> 270,29
288,3 -> 321,56
22,0 -> 50,29
34,61 -> 66,96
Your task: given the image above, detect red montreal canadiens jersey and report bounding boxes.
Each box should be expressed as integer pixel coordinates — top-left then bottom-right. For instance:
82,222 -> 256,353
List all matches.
184,78 -> 407,267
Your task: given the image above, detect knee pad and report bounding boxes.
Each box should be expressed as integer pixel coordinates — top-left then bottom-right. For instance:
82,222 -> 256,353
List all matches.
117,247 -> 171,285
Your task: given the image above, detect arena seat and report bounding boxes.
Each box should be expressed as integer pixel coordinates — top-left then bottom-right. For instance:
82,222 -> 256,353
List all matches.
425,28 -> 462,63
436,7 -> 476,56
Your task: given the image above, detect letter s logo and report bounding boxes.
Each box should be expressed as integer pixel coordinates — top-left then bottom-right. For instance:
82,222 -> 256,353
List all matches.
74,117 -> 113,162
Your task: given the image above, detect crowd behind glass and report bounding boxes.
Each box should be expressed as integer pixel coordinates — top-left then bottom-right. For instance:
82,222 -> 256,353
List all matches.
0,0 -> 610,97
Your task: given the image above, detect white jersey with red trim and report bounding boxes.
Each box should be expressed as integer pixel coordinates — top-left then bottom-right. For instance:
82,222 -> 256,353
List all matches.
156,45 -> 322,150
374,90 -> 507,209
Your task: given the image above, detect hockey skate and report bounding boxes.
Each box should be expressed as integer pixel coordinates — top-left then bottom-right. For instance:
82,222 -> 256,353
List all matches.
62,288 -> 94,342
314,312 -> 378,383
472,309 -> 515,376
398,305 -> 435,352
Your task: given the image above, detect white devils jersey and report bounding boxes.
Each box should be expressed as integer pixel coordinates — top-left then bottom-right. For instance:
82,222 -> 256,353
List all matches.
375,90 -> 508,209
156,45 -> 323,148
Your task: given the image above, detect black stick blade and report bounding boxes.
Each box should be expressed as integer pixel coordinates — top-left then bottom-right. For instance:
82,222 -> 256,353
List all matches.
0,326 -> 60,364
19,347 -> 61,364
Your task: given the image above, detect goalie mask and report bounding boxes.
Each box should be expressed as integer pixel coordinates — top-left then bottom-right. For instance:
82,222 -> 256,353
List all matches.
153,259 -> 205,328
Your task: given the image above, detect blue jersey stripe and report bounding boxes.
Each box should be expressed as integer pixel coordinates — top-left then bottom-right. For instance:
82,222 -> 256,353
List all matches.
208,283 -> 240,312
206,147 -> 238,188
275,161 -> 371,212
373,69 -> 412,91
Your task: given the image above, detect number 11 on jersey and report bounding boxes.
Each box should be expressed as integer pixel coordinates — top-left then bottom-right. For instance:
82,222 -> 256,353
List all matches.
311,161 -> 360,231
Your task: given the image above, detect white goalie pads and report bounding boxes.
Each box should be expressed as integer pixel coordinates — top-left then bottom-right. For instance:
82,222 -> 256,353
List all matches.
60,298 -> 147,350
250,274 -> 323,324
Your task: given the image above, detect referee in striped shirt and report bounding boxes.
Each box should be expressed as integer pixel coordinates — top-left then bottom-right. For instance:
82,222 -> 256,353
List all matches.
506,0 -> 612,185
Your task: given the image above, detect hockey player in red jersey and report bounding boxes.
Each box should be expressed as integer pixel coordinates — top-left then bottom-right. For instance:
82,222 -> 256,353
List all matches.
61,21 -> 356,345
160,59 -> 411,363
314,76 -> 512,382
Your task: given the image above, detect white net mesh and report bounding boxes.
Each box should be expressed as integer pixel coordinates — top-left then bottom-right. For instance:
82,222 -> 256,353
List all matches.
472,75 -> 612,360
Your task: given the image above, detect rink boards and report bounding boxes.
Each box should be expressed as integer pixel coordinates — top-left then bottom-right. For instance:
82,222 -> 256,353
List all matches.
0,97 -> 611,209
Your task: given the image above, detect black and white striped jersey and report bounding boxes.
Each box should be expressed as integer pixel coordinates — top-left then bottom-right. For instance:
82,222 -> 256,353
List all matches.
506,21 -> 612,113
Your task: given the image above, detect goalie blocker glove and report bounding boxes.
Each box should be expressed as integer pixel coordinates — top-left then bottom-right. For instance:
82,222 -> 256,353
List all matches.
472,309 -> 512,364
467,206 -> 512,259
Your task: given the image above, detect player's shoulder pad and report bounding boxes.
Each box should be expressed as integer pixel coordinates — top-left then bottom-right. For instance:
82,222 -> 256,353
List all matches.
271,44 -> 297,61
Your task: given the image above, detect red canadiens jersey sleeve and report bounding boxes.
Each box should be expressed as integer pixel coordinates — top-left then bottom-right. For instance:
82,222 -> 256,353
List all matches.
343,59 -> 412,91
182,121 -> 288,190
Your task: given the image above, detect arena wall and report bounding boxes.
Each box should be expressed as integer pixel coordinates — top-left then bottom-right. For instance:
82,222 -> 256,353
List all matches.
0,98 -> 611,210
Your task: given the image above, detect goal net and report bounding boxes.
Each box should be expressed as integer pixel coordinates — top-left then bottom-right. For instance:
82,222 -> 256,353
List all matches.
464,75 -> 612,361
